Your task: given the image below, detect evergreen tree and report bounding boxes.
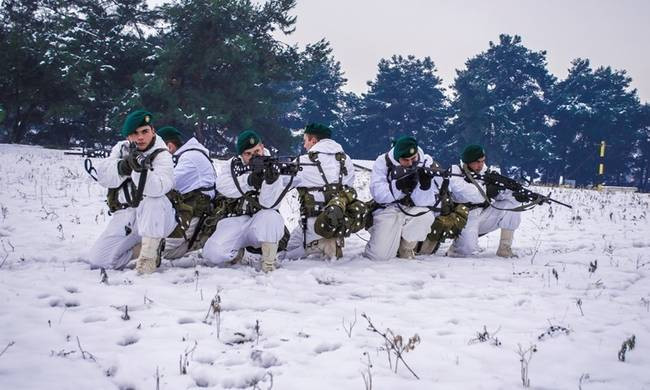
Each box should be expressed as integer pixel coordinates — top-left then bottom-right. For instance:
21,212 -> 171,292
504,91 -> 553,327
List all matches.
552,58 -> 640,185
135,0 -> 299,153
40,0 -> 157,145
0,0 -> 71,143
450,34 -> 556,175
294,39 -> 347,131
355,55 -> 448,159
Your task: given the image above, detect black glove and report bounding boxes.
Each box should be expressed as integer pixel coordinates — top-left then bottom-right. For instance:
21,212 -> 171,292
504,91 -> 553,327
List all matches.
486,183 -> 500,199
514,191 -> 531,203
512,191 -> 543,203
125,151 -> 147,172
247,171 -> 264,189
264,164 -> 280,184
395,171 -> 419,194
418,167 -> 433,191
117,159 -> 132,176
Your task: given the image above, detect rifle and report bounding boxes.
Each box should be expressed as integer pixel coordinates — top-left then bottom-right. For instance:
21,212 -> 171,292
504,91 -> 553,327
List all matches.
390,162 -> 460,181
64,146 -> 110,158
232,155 -> 310,177
477,170 -> 572,209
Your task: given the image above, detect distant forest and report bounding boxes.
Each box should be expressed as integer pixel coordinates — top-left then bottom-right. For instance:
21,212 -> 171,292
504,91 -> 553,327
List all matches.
2,0 -> 649,188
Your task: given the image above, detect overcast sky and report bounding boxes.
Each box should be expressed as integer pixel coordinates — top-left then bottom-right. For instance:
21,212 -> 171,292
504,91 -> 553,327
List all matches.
150,0 -> 650,102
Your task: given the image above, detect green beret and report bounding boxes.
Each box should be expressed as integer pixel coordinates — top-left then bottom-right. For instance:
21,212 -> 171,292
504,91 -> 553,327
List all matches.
121,109 -> 153,137
461,144 -> 485,163
157,126 -> 183,143
304,123 -> 332,139
237,129 -> 262,155
393,136 -> 418,160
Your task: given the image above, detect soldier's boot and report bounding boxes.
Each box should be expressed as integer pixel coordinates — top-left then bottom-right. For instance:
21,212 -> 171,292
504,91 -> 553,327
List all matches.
496,229 -> 517,258
397,238 -> 417,259
418,238 -> 440,255
136,237 -> 162,275
317,238 -> 339,259
130,243 -> 142,260
261,242 -> 278,273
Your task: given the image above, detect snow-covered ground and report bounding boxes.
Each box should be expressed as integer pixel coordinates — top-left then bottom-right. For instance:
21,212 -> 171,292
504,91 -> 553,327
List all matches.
0,144 -> 649,390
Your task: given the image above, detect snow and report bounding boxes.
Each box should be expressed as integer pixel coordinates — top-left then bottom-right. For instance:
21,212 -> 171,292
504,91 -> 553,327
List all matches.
1,144 -> 649,389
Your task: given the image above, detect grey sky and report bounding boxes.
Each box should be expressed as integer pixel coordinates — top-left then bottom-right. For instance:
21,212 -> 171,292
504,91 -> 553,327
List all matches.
149,0 -> 649,102
274,0 -> 649,102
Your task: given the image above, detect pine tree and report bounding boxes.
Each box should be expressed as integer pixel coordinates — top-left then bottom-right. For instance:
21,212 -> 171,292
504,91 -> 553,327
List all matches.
450,34 -> 556,176
355,55 -> 449,159
135,0 -> 299,153
0,0 -> 71,143
552,58 -> 640,185
295,39 -> 347,132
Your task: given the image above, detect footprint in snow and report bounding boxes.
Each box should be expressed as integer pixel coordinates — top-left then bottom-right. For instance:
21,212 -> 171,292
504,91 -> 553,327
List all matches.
82,315 -> 107,323
314,342 -> 341,354
117,333 -> 139,346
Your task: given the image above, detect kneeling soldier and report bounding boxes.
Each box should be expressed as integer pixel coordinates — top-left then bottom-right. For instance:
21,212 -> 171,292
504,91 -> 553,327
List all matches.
202,130 -> 287,272
447,144 -> 522,257
157,126 -> 217,260
88,110 -> 177,274
364,136 -> 440,261
284,123 -> 366,259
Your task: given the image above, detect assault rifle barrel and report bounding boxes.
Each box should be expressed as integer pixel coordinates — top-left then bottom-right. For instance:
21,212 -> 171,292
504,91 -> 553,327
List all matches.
476,171 -> 572,209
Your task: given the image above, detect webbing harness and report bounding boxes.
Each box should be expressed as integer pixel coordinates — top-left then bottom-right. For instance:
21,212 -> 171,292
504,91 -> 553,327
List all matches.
228,157 -> 295,216
296,151 -> 349,249
382,153 -> 439,217
107,148 -> 167,214
172,147 -> 217,193
460,164 -> 545,212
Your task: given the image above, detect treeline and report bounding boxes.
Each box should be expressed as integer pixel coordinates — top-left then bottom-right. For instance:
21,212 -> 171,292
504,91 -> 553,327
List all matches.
1,0 -> 649,188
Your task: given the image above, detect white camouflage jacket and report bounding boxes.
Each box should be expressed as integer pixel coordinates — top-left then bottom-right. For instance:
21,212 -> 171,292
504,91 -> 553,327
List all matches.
95,135 -> 174,204
291,138 -> 355,203
370,146 -> 440,208
215,149 -> 285,210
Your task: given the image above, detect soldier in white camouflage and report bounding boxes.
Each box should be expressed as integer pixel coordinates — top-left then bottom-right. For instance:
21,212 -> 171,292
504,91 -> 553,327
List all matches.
88,110 -> 177,274
284,123 -> 366,259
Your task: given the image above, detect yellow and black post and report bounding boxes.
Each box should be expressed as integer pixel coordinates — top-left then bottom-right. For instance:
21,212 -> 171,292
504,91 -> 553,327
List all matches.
597,140 -> 606,189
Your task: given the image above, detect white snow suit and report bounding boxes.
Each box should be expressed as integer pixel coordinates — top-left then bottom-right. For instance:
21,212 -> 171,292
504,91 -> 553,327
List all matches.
163,137 -> 217,259
88,136 -> 177,269
364,147 -> 439,261
202,151 -> 286,265
448,164 -> 521,256
284,139 -> 356,259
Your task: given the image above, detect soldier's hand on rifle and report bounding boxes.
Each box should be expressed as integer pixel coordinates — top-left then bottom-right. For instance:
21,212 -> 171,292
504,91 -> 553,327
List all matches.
247,170 -> 264,189
117,159 -> 133,176
513,191 -> 531,203
125,149 -> 149,172
394,169 -> 419,195
417,166 -> 433,190
486,183 -> 500,199
264,164 -> 280,184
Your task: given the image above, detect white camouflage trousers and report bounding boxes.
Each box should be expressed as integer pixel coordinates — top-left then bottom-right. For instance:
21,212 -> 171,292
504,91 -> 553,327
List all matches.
364,206 -> 435,261
449,197 -> 522,256
202,210 -> 285,265
88,196 -> 177,270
